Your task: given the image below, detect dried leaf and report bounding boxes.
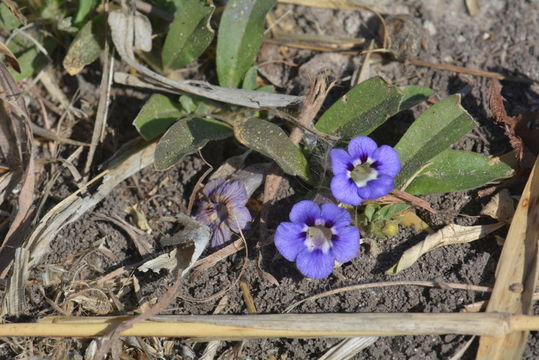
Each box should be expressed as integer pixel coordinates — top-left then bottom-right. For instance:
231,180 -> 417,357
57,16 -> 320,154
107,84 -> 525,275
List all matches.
69,290 -> 112,315
387,223 -> 504,275
129,204 -> 152,232
0,41 -> 20,72
139,213 -> 210,275
480,189 -> 515,224
488,80 -> 537,164
395,210 -> 434,234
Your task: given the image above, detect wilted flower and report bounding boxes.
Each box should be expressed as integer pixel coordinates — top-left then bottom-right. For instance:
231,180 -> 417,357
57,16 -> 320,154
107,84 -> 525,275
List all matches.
195,179 -> 252,248
274,200 -> 360,279
330,136 -> 401,206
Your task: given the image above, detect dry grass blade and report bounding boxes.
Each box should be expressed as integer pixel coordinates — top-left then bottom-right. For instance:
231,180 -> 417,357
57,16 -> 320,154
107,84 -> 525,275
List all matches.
0,63 -> 35,279
6,312 -> 539,338
408,59 -> 534,85
83,41 -> 113,181
276,0 -> 388,48
386,223 -> 504,275
190,239 -> 244,277
318,337 -> 378,360
0,248 -> 29,316
476,156 -> 539,359
93,213 -> 153,256
285,280 -> 491,313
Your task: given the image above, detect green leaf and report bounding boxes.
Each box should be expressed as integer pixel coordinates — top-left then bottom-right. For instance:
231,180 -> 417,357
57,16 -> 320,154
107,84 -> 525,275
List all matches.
233,117 -> 310,181
133,94 -> 185,141
372,203 -> 410,222
0,3 -> 22,31
63,14 -> 106,75
398,85 -> 434,111
162,0 -> 215,69
405,150 -> 514,195
216,0 -> 276,88
315,77 -> 403,137
74,0 -> 97,25
8,32 -> 57,81
394,95 -> 476,187
155,117 -> 232,170
363,204 -> 378,222
242,66 -> 258,90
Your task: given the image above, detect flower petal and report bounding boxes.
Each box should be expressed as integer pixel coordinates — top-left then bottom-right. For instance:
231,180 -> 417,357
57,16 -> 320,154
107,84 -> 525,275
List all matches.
228,205 -> 251,231
348,136 -> 378,161
330,149 -> 353,175
195,200 -> 214,225
210,222 -> 234,248
357,175 -> 394,200
274,222 -> 306,261
296,249 -> 335,279
330,174 -> 363,206
372,145 -> 401,177
213,180 -> 248,204
331,225 -> 360,263
202,179 -> 226,198
289,200 -> 320,225
320,203 -> 351,228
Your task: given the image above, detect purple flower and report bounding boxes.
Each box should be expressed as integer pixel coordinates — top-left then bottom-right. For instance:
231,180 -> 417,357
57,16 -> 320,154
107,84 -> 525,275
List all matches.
330,136 -> 401,206
196,179 -> 252,248
275,200 -> 360,279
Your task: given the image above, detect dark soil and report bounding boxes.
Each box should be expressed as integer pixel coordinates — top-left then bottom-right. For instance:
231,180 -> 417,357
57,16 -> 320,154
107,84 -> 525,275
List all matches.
5,0 -> 539,359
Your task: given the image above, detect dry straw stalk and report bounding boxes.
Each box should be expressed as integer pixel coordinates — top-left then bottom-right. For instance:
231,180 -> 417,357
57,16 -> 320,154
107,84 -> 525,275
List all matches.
2,313 -> 539,338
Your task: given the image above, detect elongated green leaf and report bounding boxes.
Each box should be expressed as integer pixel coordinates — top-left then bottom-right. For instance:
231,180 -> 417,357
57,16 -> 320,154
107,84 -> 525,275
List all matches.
155,117 -> 232,170
74,0 -> 97,25
405,150 -> 514,195
162,0 -> 214,69
398,85 -> 434,111
217,0 -> 276,88
133,94 -> 185,141
63,14 -> 106,75
233,118 -> 310,181
394,95 -> 476,187
8,32 -> 57,81
315,77 -> 403,137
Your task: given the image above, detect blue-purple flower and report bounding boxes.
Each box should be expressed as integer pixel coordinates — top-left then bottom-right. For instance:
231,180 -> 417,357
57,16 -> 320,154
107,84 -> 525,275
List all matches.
330,136 -> 401,206
196,179 -> 252,248
274,200 -> 360,279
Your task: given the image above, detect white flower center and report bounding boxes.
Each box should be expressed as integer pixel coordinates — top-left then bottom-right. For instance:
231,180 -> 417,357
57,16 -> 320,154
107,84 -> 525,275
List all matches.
348,158 -> 378,187
304,221 -> 334,254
